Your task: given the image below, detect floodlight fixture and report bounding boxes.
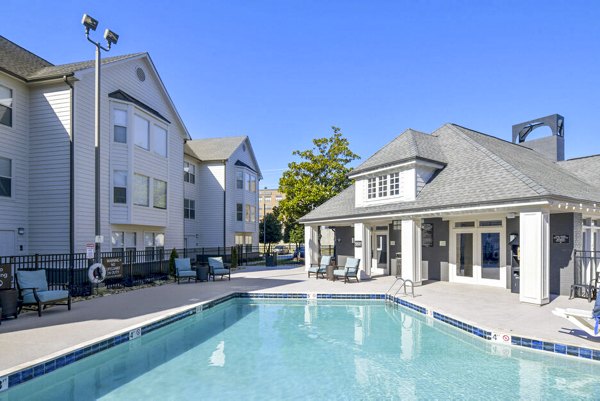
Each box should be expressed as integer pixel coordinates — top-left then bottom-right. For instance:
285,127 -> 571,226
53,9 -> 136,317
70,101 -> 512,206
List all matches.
82,14 -> 99,33
104,29 -> 119,47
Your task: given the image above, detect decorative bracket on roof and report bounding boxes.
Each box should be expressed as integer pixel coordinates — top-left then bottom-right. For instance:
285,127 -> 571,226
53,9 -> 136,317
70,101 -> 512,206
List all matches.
109,90 -> 170,123
512,114 -> 564,143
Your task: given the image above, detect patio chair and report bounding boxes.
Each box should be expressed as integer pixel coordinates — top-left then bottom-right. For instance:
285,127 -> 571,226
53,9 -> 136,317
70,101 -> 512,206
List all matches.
16,269 -> 71,317
333,258 -> 361,283
552,292 -> 600,337
175,258 -> 197,284
208,257 -> 231,281
308,256 -> 331,279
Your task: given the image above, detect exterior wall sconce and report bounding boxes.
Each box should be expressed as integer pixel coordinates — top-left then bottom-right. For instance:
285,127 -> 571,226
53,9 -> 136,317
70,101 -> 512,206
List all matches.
17,227 -> 25,235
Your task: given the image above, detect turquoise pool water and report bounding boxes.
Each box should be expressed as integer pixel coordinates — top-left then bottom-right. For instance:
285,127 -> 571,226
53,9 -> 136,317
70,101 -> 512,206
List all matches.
2,299 -> 600,400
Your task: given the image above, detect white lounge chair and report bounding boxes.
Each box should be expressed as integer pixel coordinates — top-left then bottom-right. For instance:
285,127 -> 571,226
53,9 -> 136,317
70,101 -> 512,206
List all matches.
552,307 -> 600,337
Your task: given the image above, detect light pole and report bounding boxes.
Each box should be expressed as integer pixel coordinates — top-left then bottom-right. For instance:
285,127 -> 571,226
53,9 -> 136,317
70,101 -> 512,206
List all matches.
82,14 -> 119,263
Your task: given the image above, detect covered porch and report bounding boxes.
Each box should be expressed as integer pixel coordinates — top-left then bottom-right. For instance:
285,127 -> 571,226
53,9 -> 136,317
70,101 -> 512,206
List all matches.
304,201 -> 600,305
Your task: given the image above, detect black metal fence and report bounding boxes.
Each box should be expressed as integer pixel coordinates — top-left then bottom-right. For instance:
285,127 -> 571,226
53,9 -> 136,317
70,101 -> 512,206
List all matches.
0,244 -> 334,297
572,250 -> 600,300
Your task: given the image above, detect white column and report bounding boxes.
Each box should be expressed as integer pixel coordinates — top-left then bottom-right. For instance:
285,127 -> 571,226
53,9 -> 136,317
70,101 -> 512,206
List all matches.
353,223 -> 369,279
304,225 -> 320,271
401,219 -> 422,285
519,211 -> 550,305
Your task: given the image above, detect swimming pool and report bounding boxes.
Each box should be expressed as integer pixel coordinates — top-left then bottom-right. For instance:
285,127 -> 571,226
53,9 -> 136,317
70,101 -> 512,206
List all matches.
2,298 -> 600,400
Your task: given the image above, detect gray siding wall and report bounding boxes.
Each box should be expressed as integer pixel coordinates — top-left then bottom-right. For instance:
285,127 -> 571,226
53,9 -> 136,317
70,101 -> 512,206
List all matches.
549,213 -> 577,296
420,218 -> 449,281
334,226 -> 354,261
0,74 -> 29,255
197,163 -> 225,247
183,156 -> 201,248
28,84 -> 71,253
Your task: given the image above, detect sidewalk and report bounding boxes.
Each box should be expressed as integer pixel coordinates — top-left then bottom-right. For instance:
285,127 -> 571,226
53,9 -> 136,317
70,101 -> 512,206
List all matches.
1,265 -> 598,375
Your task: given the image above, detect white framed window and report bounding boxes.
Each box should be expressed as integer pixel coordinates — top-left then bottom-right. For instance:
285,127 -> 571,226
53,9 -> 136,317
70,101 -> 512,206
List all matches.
113,170 -> 127,204
112,231 -> 124,249
236,171 -> 244,189
367,177 -> 376,199
184,198 -> 195,219
0,156 -> 11,197
237,203 -> 243,221
275,195 -> 283,201
378,175 -> 388,197
250,175 -> 256,192
134,115 -> 150,150
245,204 -> 251,222
251,206 -> 256,222
113,109 -> 127,143
125,232 -> 136,250
133,173 -> 149,206
0,84 -> 13,127
153,125 -> 167,157
153,179 -> 167,209
184,161 -> 195,184
112,232 -> 137,254
390,172 -> 400,196
144,232 -> 164,261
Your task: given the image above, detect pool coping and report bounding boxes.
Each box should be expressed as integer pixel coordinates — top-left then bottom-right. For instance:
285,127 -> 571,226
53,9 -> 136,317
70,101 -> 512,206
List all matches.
1,291 -> 599,393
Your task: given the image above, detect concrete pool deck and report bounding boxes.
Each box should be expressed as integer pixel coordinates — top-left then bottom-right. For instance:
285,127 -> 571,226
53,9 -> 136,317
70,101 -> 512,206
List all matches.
1,264 -> 599,376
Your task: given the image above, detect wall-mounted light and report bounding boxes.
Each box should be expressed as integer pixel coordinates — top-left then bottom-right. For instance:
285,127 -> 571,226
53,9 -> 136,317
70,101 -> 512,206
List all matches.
17,227 -> 25,235
506,212 -> 517,219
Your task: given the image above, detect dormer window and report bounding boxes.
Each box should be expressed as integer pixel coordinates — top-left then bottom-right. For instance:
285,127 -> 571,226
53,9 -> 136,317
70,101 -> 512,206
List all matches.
367,172 -> 400,200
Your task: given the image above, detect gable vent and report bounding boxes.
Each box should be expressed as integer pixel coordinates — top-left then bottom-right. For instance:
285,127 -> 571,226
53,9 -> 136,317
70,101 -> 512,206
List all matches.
136,67 -> 146,82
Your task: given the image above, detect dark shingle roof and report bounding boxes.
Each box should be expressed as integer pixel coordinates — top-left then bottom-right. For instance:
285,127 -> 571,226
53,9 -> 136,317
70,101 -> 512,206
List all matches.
0,36 -> 52,79
351,129 -> 447,176
301,123 -> 600,222
0,35 -> 143,81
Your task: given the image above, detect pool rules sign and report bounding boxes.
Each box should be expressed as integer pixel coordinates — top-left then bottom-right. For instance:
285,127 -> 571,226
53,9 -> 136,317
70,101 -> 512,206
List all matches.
0,264 -> 12,290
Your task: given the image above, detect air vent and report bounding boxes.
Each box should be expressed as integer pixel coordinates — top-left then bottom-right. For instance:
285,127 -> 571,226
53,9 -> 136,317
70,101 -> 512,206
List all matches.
136,67 -> 146,82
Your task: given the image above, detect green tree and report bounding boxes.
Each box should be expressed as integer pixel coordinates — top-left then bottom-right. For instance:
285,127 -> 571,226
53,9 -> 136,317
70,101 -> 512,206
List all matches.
259,213 -> 283,253
278,126 -> 359,246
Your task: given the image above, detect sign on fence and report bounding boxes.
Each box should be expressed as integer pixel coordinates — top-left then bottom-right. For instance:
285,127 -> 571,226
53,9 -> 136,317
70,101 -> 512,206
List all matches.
102,257 -> 123,279
86,243 -> 95,259
0,264 -> 12,290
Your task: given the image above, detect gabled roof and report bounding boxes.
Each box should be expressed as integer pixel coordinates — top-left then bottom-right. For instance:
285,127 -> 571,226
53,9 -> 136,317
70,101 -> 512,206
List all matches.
0,35 -> 142,82
350,129 -> 447,176
185,136 -> 248,161
185,136 -> 262,179
301,123 -> 600,223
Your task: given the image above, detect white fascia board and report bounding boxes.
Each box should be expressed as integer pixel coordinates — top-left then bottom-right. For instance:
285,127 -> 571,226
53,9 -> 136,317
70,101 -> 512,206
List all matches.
301,200 -> 551,225
349,159 -> 444,179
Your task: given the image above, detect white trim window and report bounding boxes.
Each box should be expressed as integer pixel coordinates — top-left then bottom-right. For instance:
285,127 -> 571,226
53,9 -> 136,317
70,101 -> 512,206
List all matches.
245,204 -> 251,222
0,156 -> 11,197
367,178 -> 376,199
153,125 -> 167,157
184,198 -> 195,219
144,232 -> 165,261
250,175 -> 257,192
113,109 -> 127,143
112,232 -> 136,253
390,172 -> 400,196
236,171 -> 244,189
378,175 -> 388,197
184,161 -> 195,184
113,170 -> 127,204
237,203 -> 243,221
134,114 -> 150,150
153,179 -> 167,209
134,173 -> 149,206
0,84 -> 13,127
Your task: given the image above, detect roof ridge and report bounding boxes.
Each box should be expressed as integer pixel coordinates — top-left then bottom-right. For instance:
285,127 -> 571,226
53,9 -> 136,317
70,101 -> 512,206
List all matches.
445,124 -> 551,196
561,153 -> 600,162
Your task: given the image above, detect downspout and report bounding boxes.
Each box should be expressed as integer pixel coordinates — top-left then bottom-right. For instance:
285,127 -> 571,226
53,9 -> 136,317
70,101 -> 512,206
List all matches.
63,76 -> 75,256
223,160 -> 227,250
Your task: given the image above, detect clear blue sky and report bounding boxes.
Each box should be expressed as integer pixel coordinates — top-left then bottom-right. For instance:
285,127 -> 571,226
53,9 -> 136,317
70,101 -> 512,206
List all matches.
4,1 -> 600,188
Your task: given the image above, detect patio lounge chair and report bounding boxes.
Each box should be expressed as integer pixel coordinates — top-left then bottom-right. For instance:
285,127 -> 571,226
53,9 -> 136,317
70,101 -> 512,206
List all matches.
208,257 -> 231,281
16,269 -> 71,317
552,293 -> 600,337
333,258 -> 361,283
308,256 -> 331,279
175,258 -> 197,284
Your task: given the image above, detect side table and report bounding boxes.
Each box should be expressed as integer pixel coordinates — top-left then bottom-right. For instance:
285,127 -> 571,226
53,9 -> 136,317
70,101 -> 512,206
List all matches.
0,289 -> 19,320
326,265 -> 336,281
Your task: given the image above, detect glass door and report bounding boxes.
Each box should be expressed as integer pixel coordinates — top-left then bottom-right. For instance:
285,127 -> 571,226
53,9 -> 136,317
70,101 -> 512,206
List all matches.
456,233 -> 473,278
371,231 -> 388,276
481,233 -> 500,280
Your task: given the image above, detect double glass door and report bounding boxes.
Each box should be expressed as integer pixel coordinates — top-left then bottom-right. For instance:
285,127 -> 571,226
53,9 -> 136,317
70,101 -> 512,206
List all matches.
454,228 -> 503,286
